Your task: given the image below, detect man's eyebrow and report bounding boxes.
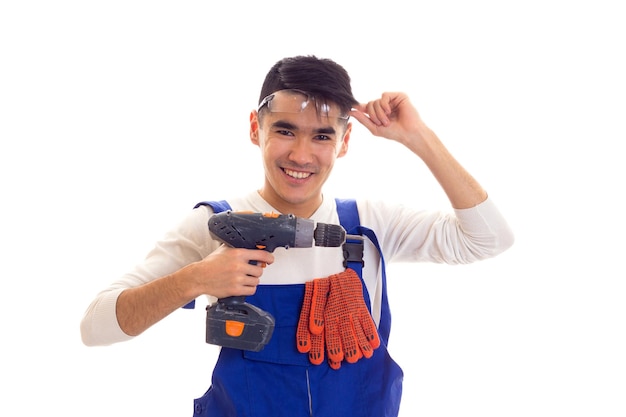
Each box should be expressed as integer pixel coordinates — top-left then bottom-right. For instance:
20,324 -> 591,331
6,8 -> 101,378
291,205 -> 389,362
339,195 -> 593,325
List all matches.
270,120 -> 337,135
315,126 -> 337,135
271,120 -> 298,131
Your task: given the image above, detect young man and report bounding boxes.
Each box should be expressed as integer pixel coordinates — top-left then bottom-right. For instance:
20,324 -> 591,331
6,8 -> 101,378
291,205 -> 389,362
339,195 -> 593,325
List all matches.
81,55 -> 514,416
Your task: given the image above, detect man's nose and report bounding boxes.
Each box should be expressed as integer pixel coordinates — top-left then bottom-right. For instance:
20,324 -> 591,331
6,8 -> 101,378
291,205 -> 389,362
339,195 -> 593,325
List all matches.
287,137 -> 314,164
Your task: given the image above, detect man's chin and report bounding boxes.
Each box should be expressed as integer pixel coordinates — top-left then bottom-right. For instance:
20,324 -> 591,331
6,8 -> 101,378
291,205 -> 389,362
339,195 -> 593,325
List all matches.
278,190 -> 321,208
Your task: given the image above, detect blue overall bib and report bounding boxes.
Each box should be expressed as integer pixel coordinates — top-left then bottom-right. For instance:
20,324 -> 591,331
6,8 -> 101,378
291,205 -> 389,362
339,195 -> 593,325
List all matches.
189,199 -> 403,417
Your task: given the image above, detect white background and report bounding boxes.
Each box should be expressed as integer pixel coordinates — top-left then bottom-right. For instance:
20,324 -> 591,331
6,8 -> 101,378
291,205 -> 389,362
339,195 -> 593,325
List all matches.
1,1 -> 625,416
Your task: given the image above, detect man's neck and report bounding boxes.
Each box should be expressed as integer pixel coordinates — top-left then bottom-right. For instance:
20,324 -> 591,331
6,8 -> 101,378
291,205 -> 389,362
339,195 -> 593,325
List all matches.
257,189 -> 322,218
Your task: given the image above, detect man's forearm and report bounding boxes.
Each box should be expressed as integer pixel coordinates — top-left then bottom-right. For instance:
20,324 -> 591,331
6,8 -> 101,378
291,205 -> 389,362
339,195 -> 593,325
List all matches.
407,127 -> 488,209
116,266 -> 198,336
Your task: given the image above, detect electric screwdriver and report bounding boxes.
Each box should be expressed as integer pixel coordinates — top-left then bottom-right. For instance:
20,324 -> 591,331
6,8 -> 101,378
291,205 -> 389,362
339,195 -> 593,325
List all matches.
206,210 -> 346,351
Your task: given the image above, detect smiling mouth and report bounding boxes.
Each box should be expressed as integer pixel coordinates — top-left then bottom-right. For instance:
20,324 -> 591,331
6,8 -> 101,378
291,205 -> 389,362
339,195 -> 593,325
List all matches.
283,168 -> 312,179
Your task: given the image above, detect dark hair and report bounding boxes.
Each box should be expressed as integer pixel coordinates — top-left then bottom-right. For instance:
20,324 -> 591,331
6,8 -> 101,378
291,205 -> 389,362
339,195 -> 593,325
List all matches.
258,55 -> 358,115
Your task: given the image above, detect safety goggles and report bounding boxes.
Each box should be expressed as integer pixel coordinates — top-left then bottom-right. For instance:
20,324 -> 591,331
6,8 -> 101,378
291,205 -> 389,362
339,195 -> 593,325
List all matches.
257,89 -> 350,120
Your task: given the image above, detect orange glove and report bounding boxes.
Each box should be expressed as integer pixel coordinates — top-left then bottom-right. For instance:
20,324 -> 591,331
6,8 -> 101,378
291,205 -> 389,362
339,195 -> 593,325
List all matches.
296,278 -> 329,365
324,269 -> 380,369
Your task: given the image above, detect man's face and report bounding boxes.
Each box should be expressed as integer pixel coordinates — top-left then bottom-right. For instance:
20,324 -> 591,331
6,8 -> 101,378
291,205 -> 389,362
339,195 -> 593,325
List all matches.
250,90 -> 352,217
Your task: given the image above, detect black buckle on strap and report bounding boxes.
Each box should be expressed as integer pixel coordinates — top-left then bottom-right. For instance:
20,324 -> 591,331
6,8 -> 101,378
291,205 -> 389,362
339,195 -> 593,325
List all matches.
342,236 -> 364,268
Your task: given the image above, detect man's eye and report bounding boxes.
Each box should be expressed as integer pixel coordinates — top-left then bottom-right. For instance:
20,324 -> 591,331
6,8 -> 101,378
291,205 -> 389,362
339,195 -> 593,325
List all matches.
276,129 -> 294,136
315,135 -> 332,141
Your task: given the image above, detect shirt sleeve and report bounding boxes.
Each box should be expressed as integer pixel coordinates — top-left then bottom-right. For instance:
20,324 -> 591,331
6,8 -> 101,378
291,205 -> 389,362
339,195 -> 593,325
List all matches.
358,197 -> 514,265
80,205 -> 217,346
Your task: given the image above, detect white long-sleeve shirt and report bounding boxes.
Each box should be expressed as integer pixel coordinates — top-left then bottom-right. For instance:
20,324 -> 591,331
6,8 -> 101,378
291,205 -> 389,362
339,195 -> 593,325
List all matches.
80,191 -> 514,347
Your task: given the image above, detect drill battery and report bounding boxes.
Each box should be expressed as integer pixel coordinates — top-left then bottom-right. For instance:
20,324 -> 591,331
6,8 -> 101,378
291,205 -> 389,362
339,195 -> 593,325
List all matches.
205,297 -> 274,352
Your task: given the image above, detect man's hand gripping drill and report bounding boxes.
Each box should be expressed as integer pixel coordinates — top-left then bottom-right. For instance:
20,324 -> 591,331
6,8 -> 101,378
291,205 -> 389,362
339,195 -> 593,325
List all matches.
206,211 -> 346,352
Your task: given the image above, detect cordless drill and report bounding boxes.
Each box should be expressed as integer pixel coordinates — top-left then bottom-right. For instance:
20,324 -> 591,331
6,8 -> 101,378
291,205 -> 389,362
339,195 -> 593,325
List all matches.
206,210 -> 347,351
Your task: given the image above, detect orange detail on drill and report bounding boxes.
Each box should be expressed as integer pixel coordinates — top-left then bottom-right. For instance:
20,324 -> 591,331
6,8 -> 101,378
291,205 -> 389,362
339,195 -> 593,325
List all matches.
225,320 -> 245,337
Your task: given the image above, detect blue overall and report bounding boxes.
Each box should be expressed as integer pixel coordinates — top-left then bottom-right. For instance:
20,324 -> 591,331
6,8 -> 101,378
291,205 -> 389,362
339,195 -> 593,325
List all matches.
189,199 -> 403,417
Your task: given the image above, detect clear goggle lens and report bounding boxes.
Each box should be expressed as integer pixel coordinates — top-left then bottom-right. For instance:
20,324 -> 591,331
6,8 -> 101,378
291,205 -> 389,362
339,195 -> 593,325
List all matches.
258,89 -> 349,120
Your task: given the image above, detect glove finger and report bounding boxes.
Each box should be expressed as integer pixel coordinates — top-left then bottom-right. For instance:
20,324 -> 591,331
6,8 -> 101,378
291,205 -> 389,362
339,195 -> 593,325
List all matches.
352,314 -> 376,359
325,275 -> 344,363
296,280 -> 314,353
308,330 -> 325,365
359,311 -> 381,351
310,278 -> 330,335
328,358 -> 341,370
342,316 -> 363,364
325,317 -> 343,363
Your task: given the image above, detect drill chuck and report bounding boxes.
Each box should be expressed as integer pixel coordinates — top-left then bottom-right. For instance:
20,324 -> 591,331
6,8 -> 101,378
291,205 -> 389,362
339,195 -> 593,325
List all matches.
314,222 -> 346,247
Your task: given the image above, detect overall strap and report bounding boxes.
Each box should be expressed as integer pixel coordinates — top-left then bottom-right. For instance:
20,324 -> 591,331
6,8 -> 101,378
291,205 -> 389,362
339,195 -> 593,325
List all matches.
182,200 -> 232,309
335,198 -> 392,344
194,200 -> 232,212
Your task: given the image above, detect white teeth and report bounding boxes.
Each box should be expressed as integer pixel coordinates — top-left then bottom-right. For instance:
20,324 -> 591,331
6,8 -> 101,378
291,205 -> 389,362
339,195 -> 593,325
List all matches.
284,169 -> 311,179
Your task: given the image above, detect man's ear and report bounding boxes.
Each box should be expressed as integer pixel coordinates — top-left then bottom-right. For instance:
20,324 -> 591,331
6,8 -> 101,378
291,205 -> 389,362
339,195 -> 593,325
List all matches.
337,122 -> 352,158
250,110 -> 260,145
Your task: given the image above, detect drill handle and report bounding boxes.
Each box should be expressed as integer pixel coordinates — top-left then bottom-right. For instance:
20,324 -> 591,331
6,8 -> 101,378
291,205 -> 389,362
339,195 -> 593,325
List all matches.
217,259 -> 259,305
218,295 -> 246,305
